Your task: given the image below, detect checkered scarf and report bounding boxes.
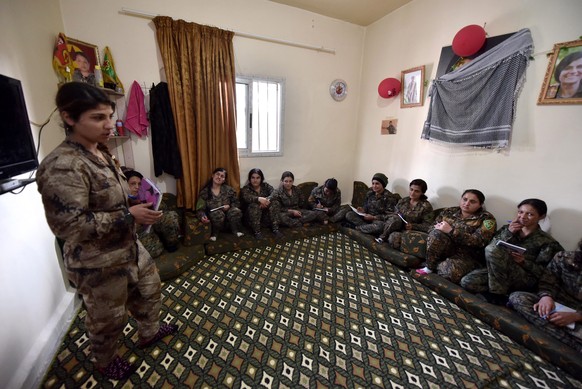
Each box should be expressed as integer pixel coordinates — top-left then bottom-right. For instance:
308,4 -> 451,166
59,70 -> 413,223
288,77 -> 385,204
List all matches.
421,29 -> 533,148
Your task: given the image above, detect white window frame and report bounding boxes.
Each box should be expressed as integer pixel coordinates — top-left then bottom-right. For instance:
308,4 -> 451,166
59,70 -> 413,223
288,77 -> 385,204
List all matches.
236,75 -> 285,157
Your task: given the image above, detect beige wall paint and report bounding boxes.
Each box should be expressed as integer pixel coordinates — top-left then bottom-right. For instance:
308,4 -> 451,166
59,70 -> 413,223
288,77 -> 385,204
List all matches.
356,0 -> 582,250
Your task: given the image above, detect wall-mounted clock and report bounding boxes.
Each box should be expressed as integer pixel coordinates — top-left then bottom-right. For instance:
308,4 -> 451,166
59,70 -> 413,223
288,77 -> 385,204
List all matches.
330,79 -> 347,101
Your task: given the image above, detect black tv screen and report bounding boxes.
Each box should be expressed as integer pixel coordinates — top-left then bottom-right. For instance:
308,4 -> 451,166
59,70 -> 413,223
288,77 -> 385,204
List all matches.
0,74 -> 38,181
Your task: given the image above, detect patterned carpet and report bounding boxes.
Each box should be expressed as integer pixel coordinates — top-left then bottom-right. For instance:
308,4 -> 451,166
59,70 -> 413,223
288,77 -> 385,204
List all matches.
42,232 -> 581,388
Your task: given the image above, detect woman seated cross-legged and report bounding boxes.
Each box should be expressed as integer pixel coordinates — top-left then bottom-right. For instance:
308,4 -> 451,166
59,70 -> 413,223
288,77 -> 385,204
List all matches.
460,198 -> 564,305
240,168 -> 283,239
508,241 -> 582,352
416,189 -> 497,284
196,167 -> 244,241
375,178 -> 433,245
344,172 -> 399,235
271,171 -> 327,228
308,178 -> 348,223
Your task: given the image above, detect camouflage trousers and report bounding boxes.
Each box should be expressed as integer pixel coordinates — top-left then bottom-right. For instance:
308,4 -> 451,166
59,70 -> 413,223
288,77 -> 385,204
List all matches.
460,243 -> 538,294
278,209 -> 326,228
139,210 -> 181,257
378,214 -> 404,240
66,241 -> 161,368
244,203 -> 280,233
508,291 -> 582,352
345,211 -> 384,234
328,206 -> 349,223
426,229 -> 484,284
209,207 -> 243,236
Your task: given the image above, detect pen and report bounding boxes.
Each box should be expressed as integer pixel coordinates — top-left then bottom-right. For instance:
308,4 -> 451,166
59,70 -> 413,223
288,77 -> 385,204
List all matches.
397,213 -> 409,224
541,309 -> 556,320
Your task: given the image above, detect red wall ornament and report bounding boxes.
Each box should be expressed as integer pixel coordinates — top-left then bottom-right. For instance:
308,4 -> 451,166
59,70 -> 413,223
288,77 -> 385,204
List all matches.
452,24 -> 486,57
378,78 -> 401,98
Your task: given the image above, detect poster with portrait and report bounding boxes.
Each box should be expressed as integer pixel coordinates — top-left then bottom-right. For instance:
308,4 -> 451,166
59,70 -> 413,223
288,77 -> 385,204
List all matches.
67,37 -> 100,86
401,66 -> 424,108
538,38 -> 582,105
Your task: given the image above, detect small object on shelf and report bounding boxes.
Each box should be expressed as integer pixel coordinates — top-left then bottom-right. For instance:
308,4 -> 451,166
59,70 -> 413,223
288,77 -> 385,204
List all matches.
116,119 -> 125,136
94,65 -> 104,88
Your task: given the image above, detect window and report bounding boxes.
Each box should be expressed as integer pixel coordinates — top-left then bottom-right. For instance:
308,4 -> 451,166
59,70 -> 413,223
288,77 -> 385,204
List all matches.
236,75 -> 284,157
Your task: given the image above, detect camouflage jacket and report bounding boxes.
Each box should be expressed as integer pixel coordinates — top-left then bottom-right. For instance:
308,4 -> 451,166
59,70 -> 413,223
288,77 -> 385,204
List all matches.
538,250 -> 582,309
362,189 -> 399,221
307,185 -> 342,214
196,184 -> 240,218
395,196 -> 434,232
240,182 -> 275,208
433,207 -> 497,249
272,185 -> 305,211
492,225 -> 564,279
37,140 -> 136,269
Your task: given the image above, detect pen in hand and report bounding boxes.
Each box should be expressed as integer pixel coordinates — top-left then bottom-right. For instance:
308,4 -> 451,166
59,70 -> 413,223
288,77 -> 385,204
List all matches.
541,309 -> 556,320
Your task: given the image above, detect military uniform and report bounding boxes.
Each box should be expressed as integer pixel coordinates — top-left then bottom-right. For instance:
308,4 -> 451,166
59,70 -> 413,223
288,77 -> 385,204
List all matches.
37,140 -> 162,368
196,184 -> 243,237
138,210 -> 181,257
425,207 -> 497,284
509,250 -> 582,352
307,185 -> 347,223
240,182 -> 280,234
378,196 -> 433,241
461,225 -> 564,294
272,185 -> 326,227
345,189 -> 399,234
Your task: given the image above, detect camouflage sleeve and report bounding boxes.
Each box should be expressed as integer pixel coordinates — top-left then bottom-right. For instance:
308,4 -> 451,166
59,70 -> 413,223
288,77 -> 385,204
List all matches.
38,158 -> 127,242
329,189 -> 342,214
307,187 -> 319,209
240,185 -> 258,205
412,201 -> 434,232
522,240 -> 565,279
226,185 -> 240,208
537,252 -> 564,298
451,212 -> 497,248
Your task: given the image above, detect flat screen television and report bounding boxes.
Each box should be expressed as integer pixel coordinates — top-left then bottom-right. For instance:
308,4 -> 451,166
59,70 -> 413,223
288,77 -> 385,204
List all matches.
0,74 -> 38,194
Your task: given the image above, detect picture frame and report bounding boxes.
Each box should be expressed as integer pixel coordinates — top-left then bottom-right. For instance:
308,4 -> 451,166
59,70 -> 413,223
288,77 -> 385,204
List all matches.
66,37 -> 100,86
381,118 -> 398,135
401,65 -> 424,108
538,38 -> 582,105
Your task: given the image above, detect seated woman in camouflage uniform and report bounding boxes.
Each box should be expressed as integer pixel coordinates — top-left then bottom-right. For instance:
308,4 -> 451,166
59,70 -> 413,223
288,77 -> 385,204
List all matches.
375,178 -> 433,245
307,178 -> 347,223
240,168 -> 283,239
196,167 -> 244,241
124,170 -> 181,257
344,172 -> 399,235
416,189 -> 497,284
508,241 -> 582,352
460,199 -> 564,305
271,171 -> 327,227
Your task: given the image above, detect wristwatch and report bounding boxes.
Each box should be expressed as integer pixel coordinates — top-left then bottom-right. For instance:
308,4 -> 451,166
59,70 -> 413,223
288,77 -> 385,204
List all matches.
124,209 -> 134,225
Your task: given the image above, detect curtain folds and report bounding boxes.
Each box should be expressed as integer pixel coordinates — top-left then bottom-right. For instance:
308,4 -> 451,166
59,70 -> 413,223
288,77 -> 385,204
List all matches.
153,16 -> 240,209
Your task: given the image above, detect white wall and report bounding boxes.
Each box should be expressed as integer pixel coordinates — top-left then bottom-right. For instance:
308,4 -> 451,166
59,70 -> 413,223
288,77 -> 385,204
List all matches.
356,0 -> 582,250
59,0 -> 365,196
0,1 -> 80,389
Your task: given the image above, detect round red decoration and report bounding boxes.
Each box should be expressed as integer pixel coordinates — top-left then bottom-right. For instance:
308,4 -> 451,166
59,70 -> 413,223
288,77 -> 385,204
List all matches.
452,24 -> 486,57
378,78 -> 401,98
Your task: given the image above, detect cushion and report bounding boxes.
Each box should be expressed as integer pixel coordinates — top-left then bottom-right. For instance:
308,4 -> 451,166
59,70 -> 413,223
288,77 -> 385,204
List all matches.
297,181 -> 318,208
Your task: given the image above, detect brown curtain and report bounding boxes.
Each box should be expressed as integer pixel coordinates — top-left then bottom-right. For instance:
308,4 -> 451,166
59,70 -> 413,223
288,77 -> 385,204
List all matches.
153,16 -> 240,209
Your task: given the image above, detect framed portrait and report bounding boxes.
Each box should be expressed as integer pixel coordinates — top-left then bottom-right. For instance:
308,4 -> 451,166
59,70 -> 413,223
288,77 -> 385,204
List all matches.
66,37 -> 100,86
538,38 -> 582,105
401,65 -> 424,108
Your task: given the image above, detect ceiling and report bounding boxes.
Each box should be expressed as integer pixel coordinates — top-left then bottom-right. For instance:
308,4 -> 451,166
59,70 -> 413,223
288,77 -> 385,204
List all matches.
268,0 -> 412,26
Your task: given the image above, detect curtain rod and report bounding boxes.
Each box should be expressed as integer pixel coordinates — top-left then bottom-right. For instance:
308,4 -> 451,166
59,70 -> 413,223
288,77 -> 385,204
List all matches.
119,7 -> 336,55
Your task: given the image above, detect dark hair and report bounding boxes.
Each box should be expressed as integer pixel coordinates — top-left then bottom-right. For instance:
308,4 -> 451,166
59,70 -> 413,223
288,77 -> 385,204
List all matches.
409,179 -> 428,200
517,198 -> 547,217
246,168 -> 265,186
73,51 -> 90,62
56,82 -> 115,135
203,167 -> 228,195
124,170 -> 143,182
324,178 -> 338,192
280,171 -> 294,181
554,51 -> 582,82
462,189 -> 485,205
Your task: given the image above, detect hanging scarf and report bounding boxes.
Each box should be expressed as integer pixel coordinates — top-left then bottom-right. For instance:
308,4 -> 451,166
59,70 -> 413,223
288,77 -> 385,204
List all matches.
421,28 -> 533,148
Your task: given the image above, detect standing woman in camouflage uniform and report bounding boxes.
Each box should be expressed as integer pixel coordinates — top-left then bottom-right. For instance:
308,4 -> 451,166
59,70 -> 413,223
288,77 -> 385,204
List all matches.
461,199 -> 564,305
375,178 -> 433,244
272,171 -> 327,227
197,167 -> 244,241
37,82 -> 178,380
508,241 -> 582,352
240,168 -> 282,239
417,189 -> 497,284
308,178 -> 347,223
345,173 -> 399,235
